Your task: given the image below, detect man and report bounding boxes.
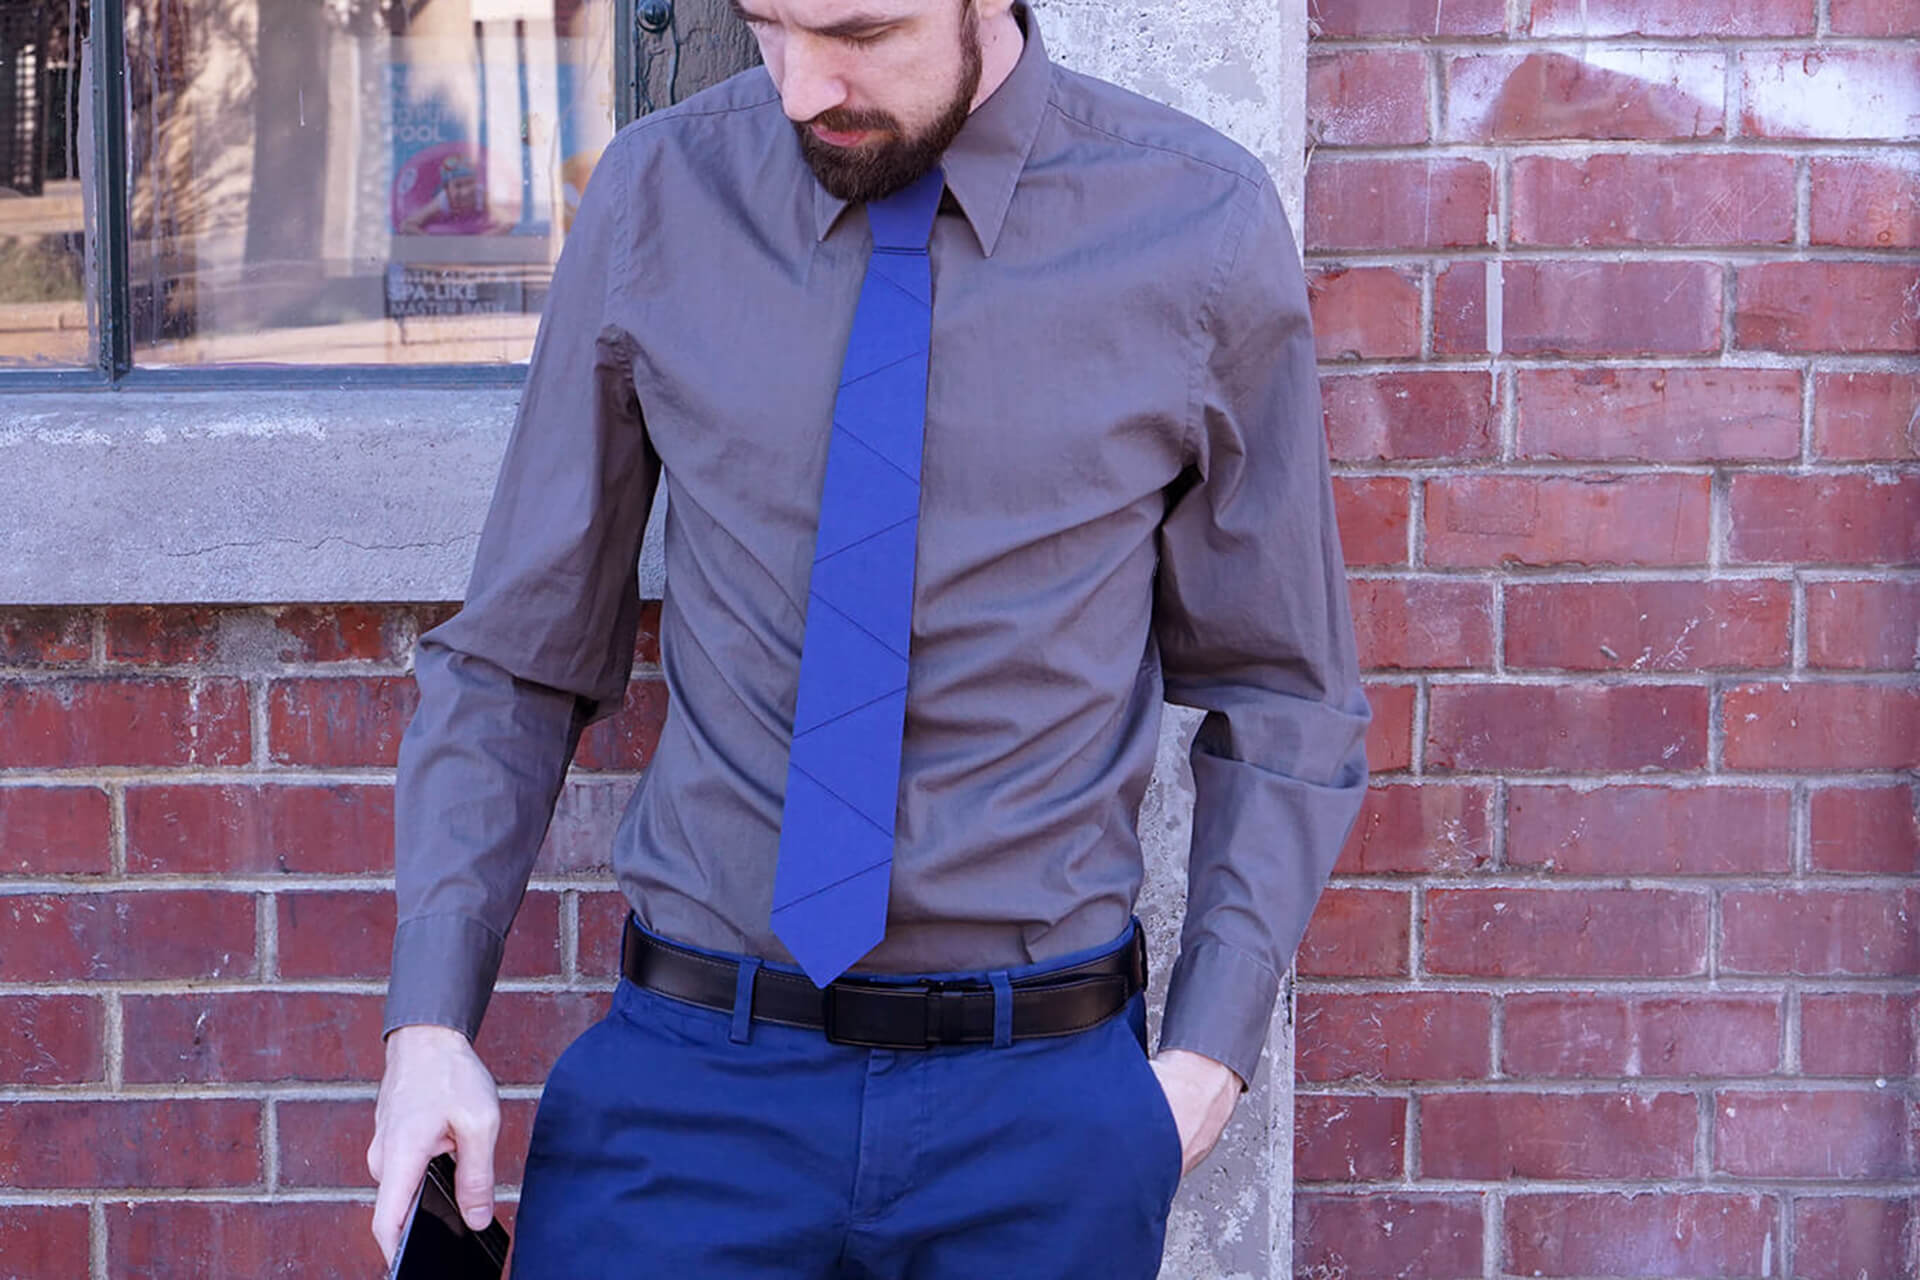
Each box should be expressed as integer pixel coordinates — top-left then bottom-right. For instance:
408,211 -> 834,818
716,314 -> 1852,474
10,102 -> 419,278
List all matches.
369,0 -> 1369,1273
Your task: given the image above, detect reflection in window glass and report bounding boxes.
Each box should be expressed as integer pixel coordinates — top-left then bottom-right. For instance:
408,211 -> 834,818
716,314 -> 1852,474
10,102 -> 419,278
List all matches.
0,0 -> 91,369
127,0 -> 614,366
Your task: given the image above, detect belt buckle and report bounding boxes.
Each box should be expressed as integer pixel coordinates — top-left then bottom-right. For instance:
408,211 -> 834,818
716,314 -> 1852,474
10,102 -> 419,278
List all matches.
821,979 -> 971,1049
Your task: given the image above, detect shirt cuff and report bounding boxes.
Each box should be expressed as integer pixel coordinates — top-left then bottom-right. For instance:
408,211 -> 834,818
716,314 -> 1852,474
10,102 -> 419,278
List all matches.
382,913 -> 508,1041
1157,937 -> 1282,1089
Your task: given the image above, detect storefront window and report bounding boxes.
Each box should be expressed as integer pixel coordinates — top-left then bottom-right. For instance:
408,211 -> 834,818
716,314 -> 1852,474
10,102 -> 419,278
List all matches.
124,0 -> 616,365
0,0 -> 91,368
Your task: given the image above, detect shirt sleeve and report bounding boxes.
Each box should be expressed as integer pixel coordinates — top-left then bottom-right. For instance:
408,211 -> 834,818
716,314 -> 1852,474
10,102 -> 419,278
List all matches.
1152,170 -> 1371,1087
383,136 -> 660,1039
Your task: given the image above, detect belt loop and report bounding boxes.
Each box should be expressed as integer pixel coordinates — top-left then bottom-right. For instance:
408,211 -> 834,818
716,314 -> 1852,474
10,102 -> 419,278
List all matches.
989,970 -> 1013,1049
730,957 -> 762,1044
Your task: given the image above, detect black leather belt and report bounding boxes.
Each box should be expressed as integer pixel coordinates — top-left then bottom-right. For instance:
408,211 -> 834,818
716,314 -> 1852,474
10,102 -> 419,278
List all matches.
620,915 -> 1145,1049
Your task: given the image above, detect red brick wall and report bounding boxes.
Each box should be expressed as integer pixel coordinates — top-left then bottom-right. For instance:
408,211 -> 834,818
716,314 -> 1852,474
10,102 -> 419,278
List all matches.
1297,0 -> 1917,1275
0,604 -> 660,1275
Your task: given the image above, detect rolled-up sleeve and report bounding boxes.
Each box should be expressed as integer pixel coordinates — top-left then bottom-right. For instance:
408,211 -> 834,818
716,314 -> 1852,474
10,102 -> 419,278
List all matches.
1153,171 -> 1371,1086
383,136 -> 659,1039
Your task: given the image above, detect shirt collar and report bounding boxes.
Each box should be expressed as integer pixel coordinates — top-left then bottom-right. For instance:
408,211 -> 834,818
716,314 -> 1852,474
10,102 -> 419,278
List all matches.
811,2 -> 1050,257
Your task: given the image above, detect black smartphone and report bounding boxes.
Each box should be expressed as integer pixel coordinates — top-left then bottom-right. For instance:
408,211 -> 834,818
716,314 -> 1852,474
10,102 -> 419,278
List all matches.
385,1153 -> 511,1280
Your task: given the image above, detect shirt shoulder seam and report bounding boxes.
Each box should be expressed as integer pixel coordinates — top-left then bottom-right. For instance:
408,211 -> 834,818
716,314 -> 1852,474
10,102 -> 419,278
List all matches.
1039,91 -> 1264,191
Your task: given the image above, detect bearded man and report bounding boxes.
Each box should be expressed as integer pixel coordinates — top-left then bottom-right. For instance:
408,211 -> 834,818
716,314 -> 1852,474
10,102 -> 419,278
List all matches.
368,0 -> 1370,1273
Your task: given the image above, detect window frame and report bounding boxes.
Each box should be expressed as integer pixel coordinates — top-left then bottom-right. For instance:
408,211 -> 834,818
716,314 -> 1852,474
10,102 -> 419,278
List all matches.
2,0 -> 645,392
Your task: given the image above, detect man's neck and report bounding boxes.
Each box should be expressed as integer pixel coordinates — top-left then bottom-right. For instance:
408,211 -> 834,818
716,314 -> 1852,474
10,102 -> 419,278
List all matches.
969,8 -> 1025,112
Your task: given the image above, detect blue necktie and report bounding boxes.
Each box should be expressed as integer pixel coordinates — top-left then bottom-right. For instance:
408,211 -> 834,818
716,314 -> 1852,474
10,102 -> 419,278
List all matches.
771,167 -> 946,987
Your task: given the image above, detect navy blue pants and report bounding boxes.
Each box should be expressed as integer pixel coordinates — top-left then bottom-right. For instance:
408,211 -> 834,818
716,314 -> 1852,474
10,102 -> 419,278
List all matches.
512,922 -> 1182,1278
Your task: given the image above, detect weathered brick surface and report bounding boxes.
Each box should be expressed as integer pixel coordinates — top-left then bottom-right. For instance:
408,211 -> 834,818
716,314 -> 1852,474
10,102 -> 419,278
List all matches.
1294,1095 -> 1407,1182
1427,683 -> 1709,772
1307,51 -> 1429,146
1294,1195 -> 1484,1279
1504,580 -> 1790,672
1814,372 -> 1919,460
1792,1197 -> 1919,1280
1505,1193 -> 1782,1277
0,784 -> 112,874
1715,1090 -> 1917,1178
1512,154 -> 1795,247
1424,474 -> 1711,567
1515,368 -> 1801,462
1425,889 -> 1709,977
1500,994 -> 1781,1078
1506,784 -> 1792,874
1422,1092 -> 1697,1178
1322,371 -> 1497,462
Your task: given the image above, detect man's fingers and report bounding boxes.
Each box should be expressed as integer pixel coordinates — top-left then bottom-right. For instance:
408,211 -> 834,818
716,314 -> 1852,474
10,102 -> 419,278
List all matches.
369,1139 -> 433,1267
450,1108 -> 500,1231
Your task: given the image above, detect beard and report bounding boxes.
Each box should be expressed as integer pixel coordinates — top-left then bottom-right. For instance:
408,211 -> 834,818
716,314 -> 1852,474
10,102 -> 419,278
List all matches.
794,11 -> 984,204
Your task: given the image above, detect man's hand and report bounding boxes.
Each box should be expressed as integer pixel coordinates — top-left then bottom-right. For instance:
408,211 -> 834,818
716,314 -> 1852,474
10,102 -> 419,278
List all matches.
1148,1048 -> 1242,1175
367,1024 -> 501,1266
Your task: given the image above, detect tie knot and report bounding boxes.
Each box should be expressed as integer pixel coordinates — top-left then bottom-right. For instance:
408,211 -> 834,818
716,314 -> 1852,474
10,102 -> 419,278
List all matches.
866,166 -> 944,251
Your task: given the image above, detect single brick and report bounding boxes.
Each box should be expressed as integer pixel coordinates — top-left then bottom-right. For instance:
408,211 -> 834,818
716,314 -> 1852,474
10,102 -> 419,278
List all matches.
0,1100 -> 260,1188
1445,51 -> 1724,142
1309,0 -> 1503,35
126,783 -> 395,876
1515,367 -> 1801,462
0,677 -> 250,768
1503,261 -> 1724,356
1426,474 -> 1711,568
108,1202 -> 384,1277
1307,51 -> 1429,147
276,889 -> 562,980
1309,267 -> 1422,361
0,995 -> 105,1084
1349,578 -> 1495,670
267,676 -> 418,767
1294,1195 -> 1484,1279
278,1097 -> 540,1190
0,891 -> 255,981
535,778 -> 639,877
1513,153 -> 1795,247
1297,888 -> 1410,977
1364,681 -> 1417,772
1431,261 -> 1491,356
1334,477 -> 1412,568
0,785 -> 112,875
1722,681 -> 1920,771
102,605 -> 223,665
1307,158 -> 1492,250
1829,0 -> 1920,32
572,679 -> 670,771
1716,1090 -> 1916,1178
1722,888 -> 1919,977
473,991 -> 610,1087
1728,473 -> 1920,565
122,992 -> 386,1085
1792,1198 -> 1918,1280
1527,0 -> 1811,32
1428,683 -> 1709,773
1294,1095 -> 1406,1182
1335,782 -> 1493,875
1811,157 -> 1919,249
0,608 -> 92,666
1422,1092 -> 1696,1178
272,604 -> 415,663
1297,992 -> 1492,1082
577,889 -> 634,978
1501,993 -> 1781,1078
1504,580 -> 1791,672
1506,784 -> 1791,874
1505,1193 -> 1782,1278
1814,372 -> 1920,461
1322,371 -> 1497,463
1800,994 -> 1917,1077
1741,48 -> 1920,140
1807,580 -> 1920,670
1425,888 -> 1709,977
0,1205 -> 91,1278
1736,262 -> 1920,353
1810,785 -> 1919,874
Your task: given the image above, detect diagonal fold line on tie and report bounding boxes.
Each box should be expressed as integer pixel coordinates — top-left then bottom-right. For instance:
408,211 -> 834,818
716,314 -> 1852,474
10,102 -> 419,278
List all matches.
772,165 -> 944,987
805,591 -> 910,665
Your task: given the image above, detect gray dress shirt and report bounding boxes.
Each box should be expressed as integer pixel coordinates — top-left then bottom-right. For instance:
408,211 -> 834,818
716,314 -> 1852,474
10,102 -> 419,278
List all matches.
385,5 -> 1370,1086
